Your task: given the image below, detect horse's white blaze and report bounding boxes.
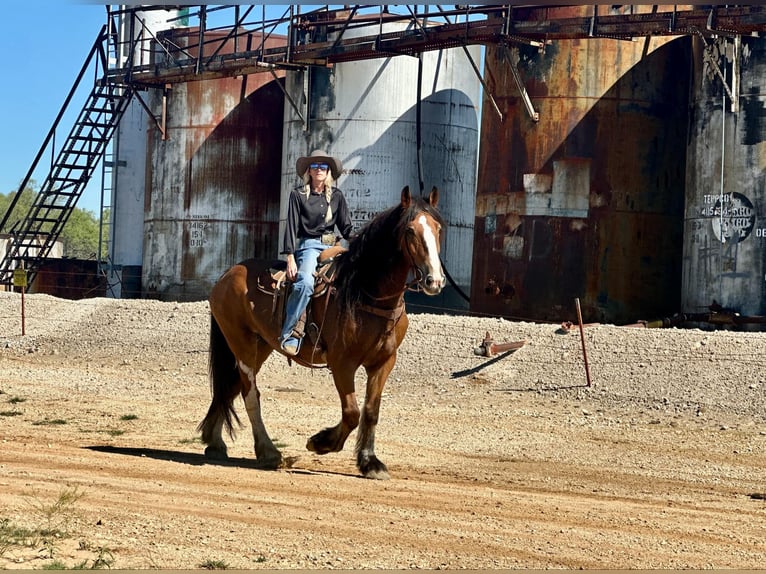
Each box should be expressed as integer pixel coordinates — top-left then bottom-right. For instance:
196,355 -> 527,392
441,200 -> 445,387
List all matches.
416,214 -> 444,287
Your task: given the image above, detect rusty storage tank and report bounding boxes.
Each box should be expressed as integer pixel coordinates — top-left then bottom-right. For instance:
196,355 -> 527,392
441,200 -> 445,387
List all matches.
142,28 -> 286,301
473,5 -> 691,324
281,10 -> 481,311
110,8 -> 186,298
683,35 -> 766,325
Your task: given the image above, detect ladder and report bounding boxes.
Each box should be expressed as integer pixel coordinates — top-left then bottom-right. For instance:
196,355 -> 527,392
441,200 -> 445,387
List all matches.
0,25 -> 132,288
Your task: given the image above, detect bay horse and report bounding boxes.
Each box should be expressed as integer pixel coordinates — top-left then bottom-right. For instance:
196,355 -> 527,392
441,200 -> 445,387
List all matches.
198,185 -> 445,479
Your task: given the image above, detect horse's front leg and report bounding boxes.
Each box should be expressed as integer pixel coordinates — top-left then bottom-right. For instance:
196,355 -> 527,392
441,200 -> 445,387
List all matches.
306,365 -> 360,455
356,354 -> 397,480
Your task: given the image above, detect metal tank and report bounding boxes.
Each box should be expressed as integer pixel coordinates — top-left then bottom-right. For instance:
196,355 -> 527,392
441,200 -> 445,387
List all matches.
281,11 -> 481,311
110,8 -> 185,298
473,5 -> 691,324
683,34 -> 766,324
142,28 -> 286,301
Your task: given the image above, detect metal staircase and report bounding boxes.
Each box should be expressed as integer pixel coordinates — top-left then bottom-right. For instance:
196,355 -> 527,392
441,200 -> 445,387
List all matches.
0,24 -> 132,289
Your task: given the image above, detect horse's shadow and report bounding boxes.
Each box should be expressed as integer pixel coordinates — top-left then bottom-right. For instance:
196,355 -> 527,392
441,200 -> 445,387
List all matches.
83,445 -> 358,478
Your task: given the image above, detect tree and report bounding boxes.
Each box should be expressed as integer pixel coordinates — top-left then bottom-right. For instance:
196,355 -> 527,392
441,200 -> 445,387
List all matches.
59,208 -> 101,259
1,181 -> 105,260
0,182 -> 36,234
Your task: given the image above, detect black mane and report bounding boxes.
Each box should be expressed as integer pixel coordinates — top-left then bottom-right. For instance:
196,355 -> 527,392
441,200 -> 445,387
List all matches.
334,196 -> 444,318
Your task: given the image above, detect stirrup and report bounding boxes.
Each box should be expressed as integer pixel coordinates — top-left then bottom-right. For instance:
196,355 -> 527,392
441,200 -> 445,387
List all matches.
281,336 -> 301,357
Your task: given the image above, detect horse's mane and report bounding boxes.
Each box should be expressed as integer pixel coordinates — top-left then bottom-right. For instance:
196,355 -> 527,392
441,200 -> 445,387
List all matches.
334,196 -> 445,319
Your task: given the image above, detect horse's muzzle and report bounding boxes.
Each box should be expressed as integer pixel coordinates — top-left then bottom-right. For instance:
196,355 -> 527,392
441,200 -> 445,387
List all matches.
422,272 -> 445,295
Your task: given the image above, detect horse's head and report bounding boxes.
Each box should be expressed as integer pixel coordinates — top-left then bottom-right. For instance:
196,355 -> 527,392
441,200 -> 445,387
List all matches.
400,186 -> 446,296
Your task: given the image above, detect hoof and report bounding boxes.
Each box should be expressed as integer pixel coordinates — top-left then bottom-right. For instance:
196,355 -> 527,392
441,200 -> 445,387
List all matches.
257,454 -> 283,470
363,467 -> 391,480
306,428 -> 343,454
204,445 -> 229,461
358,454 -> 390,480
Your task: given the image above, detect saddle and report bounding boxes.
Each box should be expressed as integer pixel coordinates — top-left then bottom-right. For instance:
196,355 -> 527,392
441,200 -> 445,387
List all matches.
256,245 -> 346,352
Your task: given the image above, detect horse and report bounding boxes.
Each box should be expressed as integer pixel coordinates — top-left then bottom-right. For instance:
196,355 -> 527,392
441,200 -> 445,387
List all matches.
198,185 -> 446,479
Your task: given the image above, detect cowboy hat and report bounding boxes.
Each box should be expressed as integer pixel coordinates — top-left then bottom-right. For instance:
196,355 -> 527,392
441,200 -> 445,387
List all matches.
296,149 -> 343,179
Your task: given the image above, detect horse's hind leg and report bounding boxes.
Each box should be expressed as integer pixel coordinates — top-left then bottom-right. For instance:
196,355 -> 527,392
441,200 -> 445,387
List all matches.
238,339 -> 282,468
199,316 -> 243,461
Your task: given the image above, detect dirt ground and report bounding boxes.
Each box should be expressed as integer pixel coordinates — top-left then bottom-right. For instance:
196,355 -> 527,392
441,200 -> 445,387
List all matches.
1,291 -> 765,569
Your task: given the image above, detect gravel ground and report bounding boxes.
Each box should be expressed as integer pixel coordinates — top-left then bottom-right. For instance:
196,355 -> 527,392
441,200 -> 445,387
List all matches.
1,291 -> 765,569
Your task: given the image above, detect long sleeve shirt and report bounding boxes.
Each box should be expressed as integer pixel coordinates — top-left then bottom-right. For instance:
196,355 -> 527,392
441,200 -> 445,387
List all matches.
281,186 -> 353,255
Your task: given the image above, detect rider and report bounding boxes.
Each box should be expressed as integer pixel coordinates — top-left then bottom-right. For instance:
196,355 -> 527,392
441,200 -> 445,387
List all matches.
280,149 -> 353,356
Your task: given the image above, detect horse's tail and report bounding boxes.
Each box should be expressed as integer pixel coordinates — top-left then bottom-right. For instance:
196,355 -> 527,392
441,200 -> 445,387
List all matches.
197,314 -> 242,441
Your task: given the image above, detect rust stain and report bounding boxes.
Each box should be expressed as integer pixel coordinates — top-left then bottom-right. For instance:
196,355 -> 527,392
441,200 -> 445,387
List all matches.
473,5 -> 689,324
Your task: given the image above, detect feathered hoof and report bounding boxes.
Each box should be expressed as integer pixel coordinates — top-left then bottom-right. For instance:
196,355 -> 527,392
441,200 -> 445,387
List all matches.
204,445 -> 229,460
306,428 -> 342,454
257,455 -> 283,470
359,454 -> 390,480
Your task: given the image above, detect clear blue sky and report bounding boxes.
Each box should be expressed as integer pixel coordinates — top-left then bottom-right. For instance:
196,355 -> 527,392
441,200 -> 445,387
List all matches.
0,3 -> 304,216
0,2 -> 109,214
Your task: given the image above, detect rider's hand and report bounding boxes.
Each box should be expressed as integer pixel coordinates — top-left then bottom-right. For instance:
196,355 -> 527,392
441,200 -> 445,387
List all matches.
286,254 -> 297,281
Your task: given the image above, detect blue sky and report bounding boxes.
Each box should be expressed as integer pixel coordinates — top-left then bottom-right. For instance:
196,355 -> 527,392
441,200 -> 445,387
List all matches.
0,3 -> 302,216
0,2 -> 109,214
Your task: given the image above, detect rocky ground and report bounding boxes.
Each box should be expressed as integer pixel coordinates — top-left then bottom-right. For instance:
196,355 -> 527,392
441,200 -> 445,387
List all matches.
1,290 -> 765,569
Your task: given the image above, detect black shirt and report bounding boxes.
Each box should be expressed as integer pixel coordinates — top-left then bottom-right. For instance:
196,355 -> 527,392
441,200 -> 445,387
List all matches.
281,186 -> 353,255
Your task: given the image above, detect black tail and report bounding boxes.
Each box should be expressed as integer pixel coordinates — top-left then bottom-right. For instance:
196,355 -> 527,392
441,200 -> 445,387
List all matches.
197,314 -> 242,441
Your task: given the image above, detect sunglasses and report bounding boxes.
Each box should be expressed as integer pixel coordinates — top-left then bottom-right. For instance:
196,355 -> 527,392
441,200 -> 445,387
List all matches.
310,163 -> 329,170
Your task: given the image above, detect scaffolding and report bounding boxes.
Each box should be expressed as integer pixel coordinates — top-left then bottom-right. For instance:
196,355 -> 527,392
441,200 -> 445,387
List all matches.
2,4 -> 764,289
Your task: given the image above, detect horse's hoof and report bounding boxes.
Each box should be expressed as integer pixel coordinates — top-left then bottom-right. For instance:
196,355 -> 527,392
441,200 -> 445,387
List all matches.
204,445 -> 229,460
257,455 -> 283,470
306,429 -> 341,454
363,467 -> 391,480
306,436 -> 323,454
359,455 -> 390,480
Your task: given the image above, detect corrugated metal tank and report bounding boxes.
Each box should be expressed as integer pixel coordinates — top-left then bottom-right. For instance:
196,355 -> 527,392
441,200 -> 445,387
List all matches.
473,5 -> 691,324
143,29 -> 286,301
281,13 -> 481,311
683,35 -> 766,322
111,9 -> 184,298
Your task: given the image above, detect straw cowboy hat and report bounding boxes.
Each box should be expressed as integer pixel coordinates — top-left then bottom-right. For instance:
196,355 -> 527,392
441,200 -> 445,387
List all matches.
296,149 -> 343,179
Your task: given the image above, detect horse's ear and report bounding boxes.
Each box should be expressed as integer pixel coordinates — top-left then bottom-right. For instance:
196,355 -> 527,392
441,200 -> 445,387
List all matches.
428,186 -> 439,209
401,186 -> 412,208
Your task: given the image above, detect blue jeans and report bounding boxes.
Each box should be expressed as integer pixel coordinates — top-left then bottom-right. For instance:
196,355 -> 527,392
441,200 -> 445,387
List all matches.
280,238 -> 329,342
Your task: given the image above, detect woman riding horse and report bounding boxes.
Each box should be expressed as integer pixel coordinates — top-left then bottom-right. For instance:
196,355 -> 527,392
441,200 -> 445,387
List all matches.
199,185 -> 445,479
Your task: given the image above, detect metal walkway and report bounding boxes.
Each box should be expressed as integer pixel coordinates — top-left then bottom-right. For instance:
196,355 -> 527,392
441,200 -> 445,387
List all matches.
0,23 -> 131,288
2,4 -> 766,290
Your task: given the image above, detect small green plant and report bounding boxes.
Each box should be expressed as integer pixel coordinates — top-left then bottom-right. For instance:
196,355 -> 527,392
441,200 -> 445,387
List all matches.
179,437 -> 203,445
119,414 -> 138,421
273,438 -> 288,449
26,486 -> 84,539
73,546 -> 115,570
33,418 -> 68,426
199,558 -> 230,570
105,429 -> 125,437
0,518 -> 37,556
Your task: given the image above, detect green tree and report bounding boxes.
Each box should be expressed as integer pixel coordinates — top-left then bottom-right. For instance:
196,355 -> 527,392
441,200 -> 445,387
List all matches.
0,182 -> 36,234
1,181 -> 106,260
60,208 -> 101,259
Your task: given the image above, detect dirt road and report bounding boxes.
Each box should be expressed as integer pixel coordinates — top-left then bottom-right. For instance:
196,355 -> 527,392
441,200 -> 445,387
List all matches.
1,293 -> 765,569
